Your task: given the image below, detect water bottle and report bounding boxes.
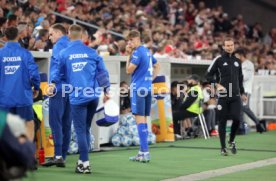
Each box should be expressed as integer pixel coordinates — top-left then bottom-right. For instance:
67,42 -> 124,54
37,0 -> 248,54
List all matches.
39,148 -> 45,164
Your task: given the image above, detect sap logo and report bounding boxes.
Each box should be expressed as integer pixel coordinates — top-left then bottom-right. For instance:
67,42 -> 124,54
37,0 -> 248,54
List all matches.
3,56 -> 21,62
4,65 -> 20,74
72,62 -> 87,72
69,54 -> 88,60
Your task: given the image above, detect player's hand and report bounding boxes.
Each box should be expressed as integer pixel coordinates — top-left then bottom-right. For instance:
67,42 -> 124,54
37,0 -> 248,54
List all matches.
126,45 -> 133,55
241,94 -> 248,103
216,84 -> 226,92
46,83 -> 56,97
18,135 -> 27,144
103,93 -> 111,103
33,89 -> 39,98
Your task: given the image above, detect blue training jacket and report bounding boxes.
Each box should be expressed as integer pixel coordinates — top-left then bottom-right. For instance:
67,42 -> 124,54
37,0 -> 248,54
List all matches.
49,36 -> 69,91
53,40 -> 110,105
0,42 -> 40,107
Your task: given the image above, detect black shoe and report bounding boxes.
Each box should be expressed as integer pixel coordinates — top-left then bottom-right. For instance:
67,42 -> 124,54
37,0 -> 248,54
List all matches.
75,164 -> 91,174
56,158 -> 66,167
221,148 -> 228,156
29,159 -> 38,171
229,141 -> 237,154
41,157 -> 65,167
256,123 -> 265,134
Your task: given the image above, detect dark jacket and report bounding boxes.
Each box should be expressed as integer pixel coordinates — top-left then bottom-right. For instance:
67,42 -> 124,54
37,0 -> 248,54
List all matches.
206,52 -> 245,97
171,92 -> 185,112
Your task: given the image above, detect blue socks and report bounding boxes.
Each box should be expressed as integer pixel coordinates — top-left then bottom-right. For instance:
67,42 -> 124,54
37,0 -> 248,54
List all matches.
137,123 -> 149,152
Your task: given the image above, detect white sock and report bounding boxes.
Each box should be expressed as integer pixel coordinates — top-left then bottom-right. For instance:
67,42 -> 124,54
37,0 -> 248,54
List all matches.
55,156 -> 62,159
139,151 -> 149,155
78,160 -> 83,165
83,161 -> 90,167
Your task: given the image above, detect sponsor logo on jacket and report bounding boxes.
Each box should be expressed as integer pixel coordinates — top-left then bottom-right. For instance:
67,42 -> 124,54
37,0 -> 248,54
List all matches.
72,62 -> 87,72
2,56 -> 22,62
4,65 -> 20,74
69,54 -> 88,60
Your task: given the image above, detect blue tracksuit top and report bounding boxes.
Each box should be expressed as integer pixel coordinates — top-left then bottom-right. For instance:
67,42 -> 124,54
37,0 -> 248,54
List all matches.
49,36 -> 69,91
0,42 -> 40,107
54,40 -> 110,105
130,45 -> 157,91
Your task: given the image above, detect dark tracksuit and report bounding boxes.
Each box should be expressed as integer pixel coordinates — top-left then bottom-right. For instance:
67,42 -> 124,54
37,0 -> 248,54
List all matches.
206,52 -> 245,149
171,92 -> 184,135
172,90 -> 198,134
49,36 -> 71,159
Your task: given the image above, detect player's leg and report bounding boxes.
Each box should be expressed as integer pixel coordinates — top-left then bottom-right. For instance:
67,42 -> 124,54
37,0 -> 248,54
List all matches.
49,92 -> 65,160
61,94 -> 72,160
216,98 -> 228,155
81,98 -> 99,171
129,91 -> 149,162
229,97 -> 242,154
43,92 -> 66,167
71,103 -> 90,174
15,106 -> 35,141
141,91 -> 153,162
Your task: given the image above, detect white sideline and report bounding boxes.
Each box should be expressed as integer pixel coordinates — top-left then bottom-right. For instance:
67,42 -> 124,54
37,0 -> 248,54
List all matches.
163,157 -> 276,181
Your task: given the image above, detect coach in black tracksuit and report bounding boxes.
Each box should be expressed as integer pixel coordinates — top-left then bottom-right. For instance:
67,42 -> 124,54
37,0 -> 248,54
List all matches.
206,37 -> 247,156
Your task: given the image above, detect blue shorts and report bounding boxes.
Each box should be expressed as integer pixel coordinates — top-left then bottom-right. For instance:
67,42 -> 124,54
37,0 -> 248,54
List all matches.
2,106 -> 34,121
131,90 -> 152,116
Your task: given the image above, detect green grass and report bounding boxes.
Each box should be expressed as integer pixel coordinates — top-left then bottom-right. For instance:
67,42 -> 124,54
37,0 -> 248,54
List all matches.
24,131 -> 276,181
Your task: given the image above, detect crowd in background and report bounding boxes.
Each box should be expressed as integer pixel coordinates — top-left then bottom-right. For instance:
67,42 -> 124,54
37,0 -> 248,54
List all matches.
0,0 -> 275,74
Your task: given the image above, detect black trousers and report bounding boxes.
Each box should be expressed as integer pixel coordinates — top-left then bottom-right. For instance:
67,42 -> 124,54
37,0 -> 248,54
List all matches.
173,110 -> 198,135
216,96 -> 241,149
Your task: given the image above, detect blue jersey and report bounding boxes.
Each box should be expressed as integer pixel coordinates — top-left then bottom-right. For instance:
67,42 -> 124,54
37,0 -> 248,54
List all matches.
0,42 -> 40,107
130,46 -> 157,91
55,40 -> 109,105
49,36 -> 69,91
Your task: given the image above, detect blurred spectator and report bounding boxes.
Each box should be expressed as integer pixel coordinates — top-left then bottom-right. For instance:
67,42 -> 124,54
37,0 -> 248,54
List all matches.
1,1 -> 11,17
0,17 -> 6,38
33,19 -> 50,38
7,14 -> 18,27
120,81 -> 131,114
263,28 -> 276,46
234,48 -> 266,133
18,22 -> 29,49
117,39 -> 127,55
7,6 -> 23,18
0,8 -> 4,18
108,42 -> 119,55
0,0 -> 274,72
82,29 -> 90,46
164,44 -> 176,57
171,81 -> 185,137
247,23 -> 263,42
202,82 -> 218,136
30,29 -> 49,51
